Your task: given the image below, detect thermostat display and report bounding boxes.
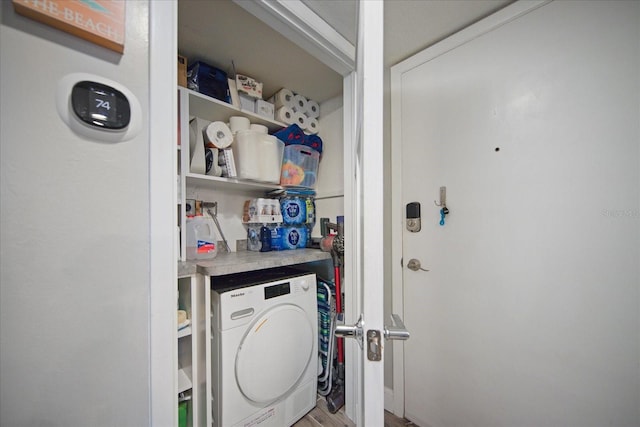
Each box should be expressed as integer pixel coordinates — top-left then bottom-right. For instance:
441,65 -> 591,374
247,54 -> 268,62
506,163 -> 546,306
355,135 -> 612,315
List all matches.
71,81 -> 130,130
57,72 -> 142,142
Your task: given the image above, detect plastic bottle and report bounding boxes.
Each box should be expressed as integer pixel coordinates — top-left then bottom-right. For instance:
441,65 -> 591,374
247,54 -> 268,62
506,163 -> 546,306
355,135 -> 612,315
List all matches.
186,213 -> 218,260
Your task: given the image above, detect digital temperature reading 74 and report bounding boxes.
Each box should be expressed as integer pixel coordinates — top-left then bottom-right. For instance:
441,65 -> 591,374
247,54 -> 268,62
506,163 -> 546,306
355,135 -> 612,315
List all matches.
89,89 -> 117,123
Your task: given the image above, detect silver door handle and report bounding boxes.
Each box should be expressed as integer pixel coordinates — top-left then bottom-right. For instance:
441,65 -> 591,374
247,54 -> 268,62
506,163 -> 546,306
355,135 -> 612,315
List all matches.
384,314 -> 410,340
335,313 -> 363,347
335,313 -> 409,361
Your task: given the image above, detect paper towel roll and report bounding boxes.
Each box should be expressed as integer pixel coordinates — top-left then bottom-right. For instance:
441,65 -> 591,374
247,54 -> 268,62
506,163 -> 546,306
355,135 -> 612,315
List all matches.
306,117 -> 320,134
276,106 -> 295,124
292,94 -> 308,113
306,100 -> 320,118
269,88 -> 295,109
293,111 -> 308,130
205,121 -> 233,148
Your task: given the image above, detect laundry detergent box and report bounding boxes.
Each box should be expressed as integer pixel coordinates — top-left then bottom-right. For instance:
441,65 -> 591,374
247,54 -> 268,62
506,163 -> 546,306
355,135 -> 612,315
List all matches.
270,226 -> 308,250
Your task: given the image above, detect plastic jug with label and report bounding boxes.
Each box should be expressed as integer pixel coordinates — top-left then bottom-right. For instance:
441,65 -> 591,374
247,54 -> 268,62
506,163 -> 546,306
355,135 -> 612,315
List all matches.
186,213 -> 218,260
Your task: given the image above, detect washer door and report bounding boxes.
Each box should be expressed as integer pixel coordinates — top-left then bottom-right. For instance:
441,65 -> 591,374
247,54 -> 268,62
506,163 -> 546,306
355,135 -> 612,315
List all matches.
235,303 -> 314,404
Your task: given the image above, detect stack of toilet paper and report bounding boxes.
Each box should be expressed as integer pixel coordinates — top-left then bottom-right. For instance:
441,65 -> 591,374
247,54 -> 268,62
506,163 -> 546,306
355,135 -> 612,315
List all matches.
268,88 -> 320,134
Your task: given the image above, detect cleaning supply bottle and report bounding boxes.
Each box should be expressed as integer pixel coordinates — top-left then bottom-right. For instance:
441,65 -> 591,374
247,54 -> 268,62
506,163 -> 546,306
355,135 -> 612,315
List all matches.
186,213 -> 218,260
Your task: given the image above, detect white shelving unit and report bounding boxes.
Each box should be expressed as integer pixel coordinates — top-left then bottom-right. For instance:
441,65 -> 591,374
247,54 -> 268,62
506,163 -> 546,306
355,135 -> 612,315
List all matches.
176,273 -> 206,427
177,87 -> 290,261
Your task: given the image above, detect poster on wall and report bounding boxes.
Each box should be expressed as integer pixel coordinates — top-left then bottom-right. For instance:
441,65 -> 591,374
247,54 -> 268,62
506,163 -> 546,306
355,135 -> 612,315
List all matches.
12,0 -> 125,53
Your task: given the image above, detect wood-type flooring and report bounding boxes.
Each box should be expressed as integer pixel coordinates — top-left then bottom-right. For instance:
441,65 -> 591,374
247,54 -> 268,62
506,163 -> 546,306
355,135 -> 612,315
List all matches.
293,397 -> 417,427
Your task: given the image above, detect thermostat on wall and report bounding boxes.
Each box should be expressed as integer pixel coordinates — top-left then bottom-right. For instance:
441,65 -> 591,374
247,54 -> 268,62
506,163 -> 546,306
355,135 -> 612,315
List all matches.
56,73 -> 141,142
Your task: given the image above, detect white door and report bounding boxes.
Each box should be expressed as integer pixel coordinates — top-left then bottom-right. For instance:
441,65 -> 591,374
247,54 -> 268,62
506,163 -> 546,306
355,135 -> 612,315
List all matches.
342,1 -> 387,425
391,1 -> 640,426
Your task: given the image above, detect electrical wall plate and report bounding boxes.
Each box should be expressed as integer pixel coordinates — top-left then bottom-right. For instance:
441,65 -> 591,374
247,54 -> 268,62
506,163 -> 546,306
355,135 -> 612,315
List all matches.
56,72 -> 142,143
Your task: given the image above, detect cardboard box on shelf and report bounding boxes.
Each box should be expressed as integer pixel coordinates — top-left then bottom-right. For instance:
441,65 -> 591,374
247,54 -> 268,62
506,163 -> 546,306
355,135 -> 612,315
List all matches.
178,55 -> 187,87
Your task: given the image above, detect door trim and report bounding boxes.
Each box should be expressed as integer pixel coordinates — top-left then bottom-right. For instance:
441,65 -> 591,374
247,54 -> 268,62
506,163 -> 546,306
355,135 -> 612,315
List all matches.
149,0 -> 177,425
342,71 -> 360,423
389,0 -> 550,418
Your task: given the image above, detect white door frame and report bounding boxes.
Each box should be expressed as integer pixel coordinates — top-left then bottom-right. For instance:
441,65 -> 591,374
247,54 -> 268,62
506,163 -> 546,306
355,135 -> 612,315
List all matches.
149,0 -> 178,425
149,1 -> 388,424
356,1 -> 386,425
389,0 -> 551,418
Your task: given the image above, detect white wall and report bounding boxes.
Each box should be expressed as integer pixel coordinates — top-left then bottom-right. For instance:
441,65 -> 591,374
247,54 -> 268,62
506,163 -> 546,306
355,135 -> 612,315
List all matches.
314,95 -> 344,237
0,2 -> 151,425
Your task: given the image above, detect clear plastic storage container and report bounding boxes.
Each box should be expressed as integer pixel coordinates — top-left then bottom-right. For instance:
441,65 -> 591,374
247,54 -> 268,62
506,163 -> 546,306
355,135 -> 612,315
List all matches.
280,145 -> 320,188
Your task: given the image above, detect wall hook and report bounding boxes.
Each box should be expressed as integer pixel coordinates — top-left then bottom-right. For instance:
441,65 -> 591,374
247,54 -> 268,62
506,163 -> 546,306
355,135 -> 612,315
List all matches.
435,186 -> 449,226
434,186 -> 447,207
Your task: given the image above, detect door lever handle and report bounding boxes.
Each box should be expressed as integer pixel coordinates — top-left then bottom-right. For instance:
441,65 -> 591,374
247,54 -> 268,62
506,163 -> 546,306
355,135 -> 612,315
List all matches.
384,314 -> 410,341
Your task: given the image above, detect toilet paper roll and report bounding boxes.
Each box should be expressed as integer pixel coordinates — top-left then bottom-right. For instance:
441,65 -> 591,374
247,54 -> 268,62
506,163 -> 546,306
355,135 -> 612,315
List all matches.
306,117 -> 320,134
204,121 -> 233,148
292,94 -> 308,113
293,111 -> 309,130
276,106 -> 295,124
269,88 -> 295,109
229,116 -> 250,133
306,100 -> 320,118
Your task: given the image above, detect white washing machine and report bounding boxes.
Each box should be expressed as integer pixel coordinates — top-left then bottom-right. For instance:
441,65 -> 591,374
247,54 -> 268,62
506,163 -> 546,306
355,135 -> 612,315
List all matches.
208,267 -> 317,427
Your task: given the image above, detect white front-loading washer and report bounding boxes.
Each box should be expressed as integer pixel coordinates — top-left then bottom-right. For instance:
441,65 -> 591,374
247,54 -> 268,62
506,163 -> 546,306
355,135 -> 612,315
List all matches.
209,267 -> 317,427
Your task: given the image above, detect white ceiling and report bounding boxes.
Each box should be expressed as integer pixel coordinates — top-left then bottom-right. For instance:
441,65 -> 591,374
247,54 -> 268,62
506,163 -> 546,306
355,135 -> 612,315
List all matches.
304,0 -> 513,68
178,0 -> 512,104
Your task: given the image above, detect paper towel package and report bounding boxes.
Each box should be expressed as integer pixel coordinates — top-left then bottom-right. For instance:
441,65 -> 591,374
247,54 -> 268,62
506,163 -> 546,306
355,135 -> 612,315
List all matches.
255,99 -> 274,120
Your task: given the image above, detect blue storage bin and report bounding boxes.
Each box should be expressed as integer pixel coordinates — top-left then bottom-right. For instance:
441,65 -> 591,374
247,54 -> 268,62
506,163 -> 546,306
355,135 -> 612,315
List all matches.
187,61 -> 230,103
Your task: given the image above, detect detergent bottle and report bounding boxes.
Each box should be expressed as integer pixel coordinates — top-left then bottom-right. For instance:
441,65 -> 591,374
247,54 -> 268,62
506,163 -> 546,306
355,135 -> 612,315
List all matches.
186,213 -> 218,260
